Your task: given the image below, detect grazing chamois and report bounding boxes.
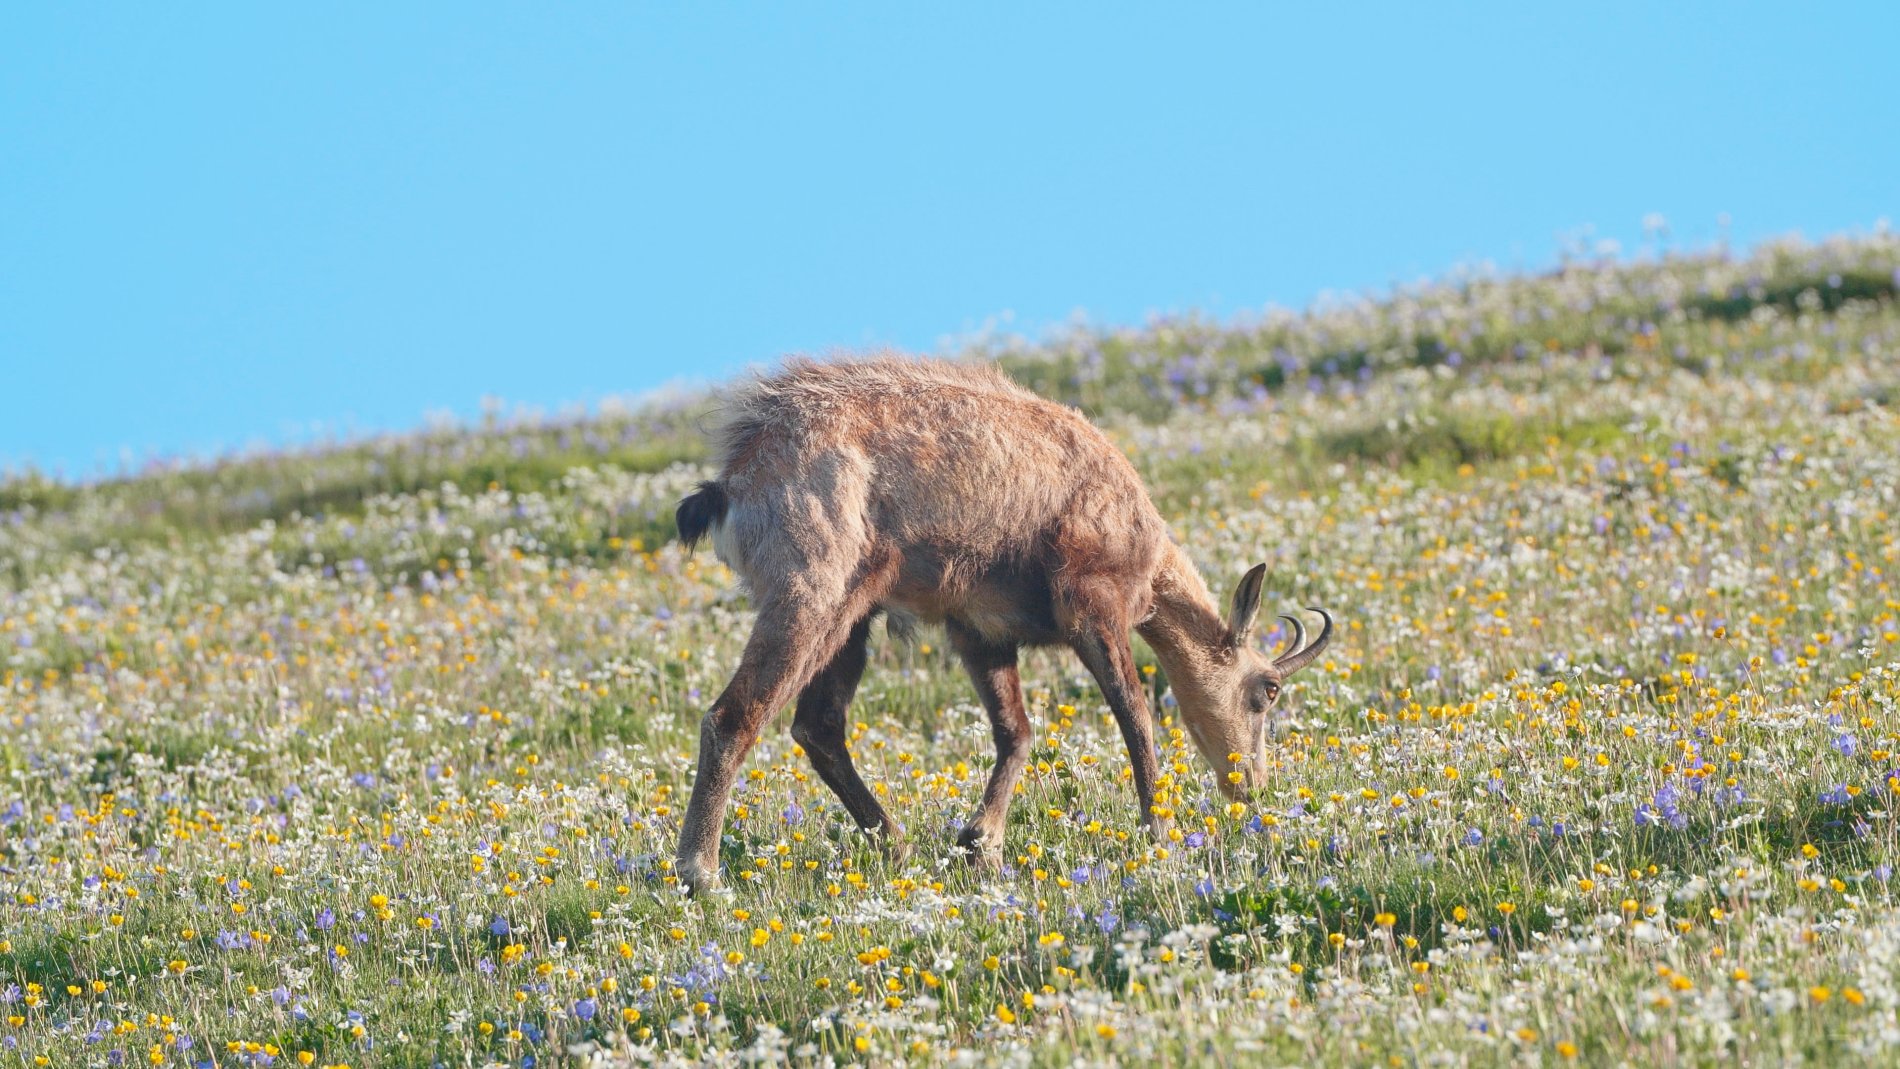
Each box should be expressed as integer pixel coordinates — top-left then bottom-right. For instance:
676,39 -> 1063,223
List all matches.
672,357 -> 1332,892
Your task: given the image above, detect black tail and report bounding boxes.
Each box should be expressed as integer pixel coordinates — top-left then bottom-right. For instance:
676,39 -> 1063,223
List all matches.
676,480 -> 729,551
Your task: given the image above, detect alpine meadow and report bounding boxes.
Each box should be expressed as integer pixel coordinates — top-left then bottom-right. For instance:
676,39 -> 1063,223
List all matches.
7,234 -> 1900,1067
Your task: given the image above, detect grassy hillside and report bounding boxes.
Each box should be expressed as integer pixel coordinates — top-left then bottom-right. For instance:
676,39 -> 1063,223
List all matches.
2,235 -> 1898,1067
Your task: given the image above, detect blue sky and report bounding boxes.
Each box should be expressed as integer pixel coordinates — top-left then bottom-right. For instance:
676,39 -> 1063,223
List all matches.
3,4 -> 1894,477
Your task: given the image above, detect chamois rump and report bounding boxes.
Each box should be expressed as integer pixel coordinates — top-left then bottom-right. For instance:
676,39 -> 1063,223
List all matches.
672,356 -> 1332,893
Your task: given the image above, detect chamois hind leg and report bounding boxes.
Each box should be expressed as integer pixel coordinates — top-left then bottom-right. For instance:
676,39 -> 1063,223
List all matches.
1066,606 -> 1168,839
790,615 -> 906,853
945,619 -> 1029,866
675,557 -> 897,895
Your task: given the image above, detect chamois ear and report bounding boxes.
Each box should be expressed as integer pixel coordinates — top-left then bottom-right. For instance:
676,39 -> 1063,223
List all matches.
1225,563 -> 1268,648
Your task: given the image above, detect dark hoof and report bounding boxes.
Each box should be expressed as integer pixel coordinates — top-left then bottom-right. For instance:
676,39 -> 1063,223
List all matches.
676,860 -> 720,897
954,825 -> 1003,869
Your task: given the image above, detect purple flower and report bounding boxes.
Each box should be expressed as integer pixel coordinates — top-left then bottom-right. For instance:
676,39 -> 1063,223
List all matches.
1638,783 -> 1688,830
573,998 -> 597,1021
1833,734 -> 1858,757
489,915 -> 512,936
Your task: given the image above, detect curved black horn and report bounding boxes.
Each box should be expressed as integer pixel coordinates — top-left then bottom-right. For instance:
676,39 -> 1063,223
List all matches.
1274,614 -> 1306,661
1272,607 -> 1334,676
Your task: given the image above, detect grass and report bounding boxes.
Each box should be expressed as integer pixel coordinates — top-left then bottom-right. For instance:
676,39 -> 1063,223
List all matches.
0,234 -> 1898,1066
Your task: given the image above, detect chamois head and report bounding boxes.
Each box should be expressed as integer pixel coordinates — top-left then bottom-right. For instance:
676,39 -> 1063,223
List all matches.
1177,564 -> 1333,799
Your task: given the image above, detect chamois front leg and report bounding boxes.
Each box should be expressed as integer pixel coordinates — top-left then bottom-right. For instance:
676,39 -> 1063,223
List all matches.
945,620 -> 1029,866
1069,620 -> 1169,839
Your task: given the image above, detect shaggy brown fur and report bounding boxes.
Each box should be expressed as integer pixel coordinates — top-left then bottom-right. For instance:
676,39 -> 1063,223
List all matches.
672,355 -> 1331,893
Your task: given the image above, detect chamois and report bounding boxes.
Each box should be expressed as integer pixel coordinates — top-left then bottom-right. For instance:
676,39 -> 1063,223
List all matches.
672,356 -> 1332,893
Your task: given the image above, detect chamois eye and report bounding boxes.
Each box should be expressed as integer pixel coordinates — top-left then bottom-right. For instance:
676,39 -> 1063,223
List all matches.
1261,681 -> 1280,703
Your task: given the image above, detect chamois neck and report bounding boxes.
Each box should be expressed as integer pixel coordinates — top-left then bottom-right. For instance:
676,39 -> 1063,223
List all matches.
1136,541 -> 1231,691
